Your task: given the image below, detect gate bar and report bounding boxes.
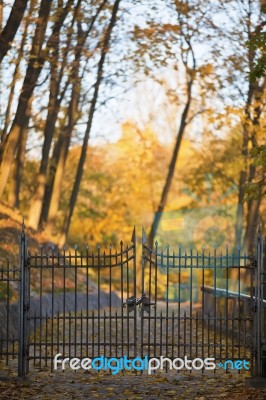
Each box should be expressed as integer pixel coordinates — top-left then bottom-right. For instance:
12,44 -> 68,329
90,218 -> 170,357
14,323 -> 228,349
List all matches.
255,227 -> 265,377
18,221 -> 27,378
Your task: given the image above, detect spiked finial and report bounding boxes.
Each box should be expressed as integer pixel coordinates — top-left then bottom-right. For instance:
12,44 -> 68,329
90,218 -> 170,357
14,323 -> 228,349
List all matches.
142,227 -> 147,244
131,226 -> 136,244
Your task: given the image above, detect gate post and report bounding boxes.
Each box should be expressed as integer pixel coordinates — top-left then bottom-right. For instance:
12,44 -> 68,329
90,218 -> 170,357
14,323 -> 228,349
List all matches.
254,227 -> 265,377
18,221 -> 29,378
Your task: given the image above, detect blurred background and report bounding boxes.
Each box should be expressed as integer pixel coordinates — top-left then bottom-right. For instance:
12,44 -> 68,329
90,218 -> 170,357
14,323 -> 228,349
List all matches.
0,0 -> 265,254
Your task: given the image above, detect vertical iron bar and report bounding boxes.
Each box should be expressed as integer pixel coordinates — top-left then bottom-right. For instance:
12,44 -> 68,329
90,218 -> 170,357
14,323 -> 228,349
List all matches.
250,255 -> 254,375
238,246 -> 241,363
80,310 -> 83,358
201,247 -> 205,364
120,241 -> 124,359
178,246 -> 181,359
104,310 -> 106,359
6,258 -> 10,366
148,245 -> 152,363
25,247 -> 30,375
92,310 -> 95,360
51,248 -> 55,371
33,312 -> 36,366
184,310 -> 186,359
255,230 -> 265,376
132,228 -> 137,359
39,248 -> 43,371
115,310 -> 118,359
225,245 -> 229,362
219,311 -> 222,363
126,245 -> 129,358
141,229 -> 146,361
45,312 -> 48,367
18,222 -> 27,378
166,245 -> 169,363
69,311 -> 71,359
189,247 -> 192,360
213,246 -> 217,364
154,242 -> 158,359
63,247 -> 66,359
109,245 -> 112,358
74,247 -> 78,361
172,309 -> 174,360
97,246 -> 101,358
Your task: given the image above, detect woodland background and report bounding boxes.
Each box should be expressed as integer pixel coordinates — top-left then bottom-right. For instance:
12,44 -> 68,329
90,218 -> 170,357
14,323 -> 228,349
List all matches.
0,0 -> 265,252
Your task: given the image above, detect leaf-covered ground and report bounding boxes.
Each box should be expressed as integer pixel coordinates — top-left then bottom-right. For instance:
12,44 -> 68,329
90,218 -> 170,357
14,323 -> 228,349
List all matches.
1,305 -> 263,399
1,369 -> 266,399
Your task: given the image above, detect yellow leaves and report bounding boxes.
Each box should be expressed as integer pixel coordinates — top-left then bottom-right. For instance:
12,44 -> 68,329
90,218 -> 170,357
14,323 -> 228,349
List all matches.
198,63 -> 214,76
122,389 -> 133,395
166,389 -> 177,395
106,386 -> 115,391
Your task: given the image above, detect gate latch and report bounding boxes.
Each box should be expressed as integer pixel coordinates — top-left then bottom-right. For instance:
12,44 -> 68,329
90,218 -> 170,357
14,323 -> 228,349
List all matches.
123,294 -> 155,313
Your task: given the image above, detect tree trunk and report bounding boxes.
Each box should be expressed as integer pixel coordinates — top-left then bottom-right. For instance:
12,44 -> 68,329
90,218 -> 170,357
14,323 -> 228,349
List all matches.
40,0 -> 108,226
59,0 -> 121,246
244,78 -> 265,252
28,108 -> 60,229
46,135 -> 69,228
0,0 -> 3,33
40,130 -> 64,224
245,198 -> 261,254
235,77 -> 254,247
0,0 -> 34,148
148,78 -> 193,248
0,0 -> 52,199
8,125 -> 27,208
28,48 -> 63,229
0,0 -> 28,63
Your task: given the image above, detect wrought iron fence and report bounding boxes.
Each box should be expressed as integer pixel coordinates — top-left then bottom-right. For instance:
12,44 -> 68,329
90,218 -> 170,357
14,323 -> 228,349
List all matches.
0,225 -> 265,378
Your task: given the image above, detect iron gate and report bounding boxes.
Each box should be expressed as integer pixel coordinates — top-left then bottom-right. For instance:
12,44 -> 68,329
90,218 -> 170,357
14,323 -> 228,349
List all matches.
0,225 -> 265,377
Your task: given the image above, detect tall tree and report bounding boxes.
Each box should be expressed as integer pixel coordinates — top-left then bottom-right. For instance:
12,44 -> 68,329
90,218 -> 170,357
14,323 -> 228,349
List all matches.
0,0 -> 73,199
147,0 -> 207,247
230,0 -> 266,251
59,0 -> 121,246
0,0 -> 52,198
0,0 -> 34,148
36,0 -> 108,230
28,0 -> 80,229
